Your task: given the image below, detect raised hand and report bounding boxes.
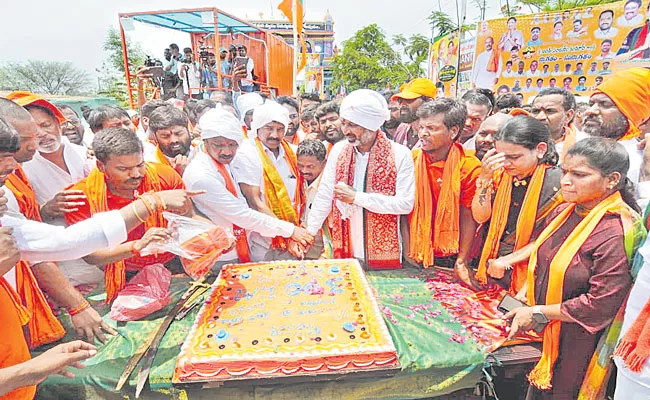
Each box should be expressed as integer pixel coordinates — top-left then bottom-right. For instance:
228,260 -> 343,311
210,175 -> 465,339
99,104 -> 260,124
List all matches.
40,190 -> 86,220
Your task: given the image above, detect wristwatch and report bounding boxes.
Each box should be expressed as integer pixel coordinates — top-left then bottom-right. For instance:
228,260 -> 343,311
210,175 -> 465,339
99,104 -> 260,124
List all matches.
531,306 -> 549,333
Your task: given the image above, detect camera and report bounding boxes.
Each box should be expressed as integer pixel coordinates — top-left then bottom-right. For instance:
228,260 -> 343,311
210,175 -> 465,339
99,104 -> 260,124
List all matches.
144,55 -> 157,67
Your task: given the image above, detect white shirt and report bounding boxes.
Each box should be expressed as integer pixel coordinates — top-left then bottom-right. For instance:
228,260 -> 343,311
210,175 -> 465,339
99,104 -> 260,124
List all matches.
183,151 -> 295,262
472,50 -> 502,89
231,139 -> 298,255
617,14 -> 645,27
463,136 -> 476,151
241,57 -> 255,88
306,139 -> 415,261
615,240 -> 650,390
0,187 -> 127,265
594,27 -> 619,39
21,137 -> 93,205
178,62 -> 202,95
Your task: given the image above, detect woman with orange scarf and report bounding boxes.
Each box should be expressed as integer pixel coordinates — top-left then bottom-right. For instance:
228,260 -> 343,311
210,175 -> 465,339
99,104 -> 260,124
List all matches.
473,115 -> 563,293
505,137 -> 644,399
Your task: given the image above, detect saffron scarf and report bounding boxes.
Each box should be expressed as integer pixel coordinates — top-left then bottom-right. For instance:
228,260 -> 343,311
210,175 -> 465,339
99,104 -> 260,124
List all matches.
325,141 -> 334,158
154,145 -> 173,168
476,164 -> 562,293
559,124 -> 578,163
254,138 -> 303,250
5,167 -> 65,347
408,144 -> 463,267
526,192 -> 643,391
487,48 -> 501,73
208,153 -> 251,263
85,165 -> 165,303
329,132 -> 400,269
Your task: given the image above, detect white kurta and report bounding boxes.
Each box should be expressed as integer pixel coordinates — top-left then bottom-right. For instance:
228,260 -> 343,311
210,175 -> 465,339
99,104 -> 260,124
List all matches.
21,138 -> 102,285
472,50 -> 502,90
306,139 -> 415,261
21,138 -> 93,205
614,238 -> 650,399
0,185 -> 127,264
231,139 -> 299,259
183,151 -> 295,263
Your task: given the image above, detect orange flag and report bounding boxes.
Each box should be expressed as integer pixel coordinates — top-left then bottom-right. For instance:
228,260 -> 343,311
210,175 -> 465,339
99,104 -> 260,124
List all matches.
278,0 -> 308,72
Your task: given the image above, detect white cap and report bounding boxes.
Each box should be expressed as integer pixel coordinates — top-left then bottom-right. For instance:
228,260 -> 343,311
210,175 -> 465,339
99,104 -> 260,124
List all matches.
235,93 -> 264,124
199,106 -> 244,145
339,89 -> 390,132
250,101 -> 289,138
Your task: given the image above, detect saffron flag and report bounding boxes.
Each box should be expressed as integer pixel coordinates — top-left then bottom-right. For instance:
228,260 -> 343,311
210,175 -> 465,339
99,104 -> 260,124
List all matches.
278,0 -> 308,72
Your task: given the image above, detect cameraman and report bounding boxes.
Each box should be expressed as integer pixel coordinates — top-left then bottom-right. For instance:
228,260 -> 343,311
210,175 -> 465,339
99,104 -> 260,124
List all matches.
163,44 -> 183,98
219,47 -> 232,89
201,52 -> 219,96
178,47 -> 202,100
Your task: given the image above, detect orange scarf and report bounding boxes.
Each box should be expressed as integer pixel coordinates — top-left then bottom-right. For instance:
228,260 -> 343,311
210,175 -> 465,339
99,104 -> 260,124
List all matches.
208,154 -> 251,263
487,48 -> 501,73
5,166 -> 41,221
408,144 -> 463,267
84,165 -> 166,302
5,167 -> 65,347
329,132 -> 400,269
254,138 -> 303,250
476,164 -> 561,293
154,145 -> 173,168
526,191 -> 634,390
326,141 -> 334,158
289,133 -> 301,145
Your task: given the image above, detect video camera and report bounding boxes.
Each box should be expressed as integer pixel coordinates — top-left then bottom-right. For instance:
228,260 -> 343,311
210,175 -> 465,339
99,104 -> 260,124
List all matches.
144,55 -> 162,68
199,47 -> 211,63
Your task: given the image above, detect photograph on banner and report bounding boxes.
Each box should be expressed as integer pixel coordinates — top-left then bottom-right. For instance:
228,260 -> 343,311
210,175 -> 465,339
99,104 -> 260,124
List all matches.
472,0 -> 650,104
428,32 -> 460,97
457,36 -> 477,98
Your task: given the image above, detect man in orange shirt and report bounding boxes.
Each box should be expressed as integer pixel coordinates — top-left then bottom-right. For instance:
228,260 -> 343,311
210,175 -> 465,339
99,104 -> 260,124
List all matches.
404,98 -> 481,286
65,127 -> 189,303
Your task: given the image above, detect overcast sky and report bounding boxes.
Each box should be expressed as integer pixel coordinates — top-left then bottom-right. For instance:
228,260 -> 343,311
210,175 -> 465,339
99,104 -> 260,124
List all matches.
1,0 -> 500,84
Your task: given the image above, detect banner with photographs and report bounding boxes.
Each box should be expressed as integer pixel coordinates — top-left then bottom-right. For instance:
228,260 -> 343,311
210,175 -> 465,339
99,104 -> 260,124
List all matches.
471,0 -> 650,103
457,36 -> 477,98
428,32 -> 460,97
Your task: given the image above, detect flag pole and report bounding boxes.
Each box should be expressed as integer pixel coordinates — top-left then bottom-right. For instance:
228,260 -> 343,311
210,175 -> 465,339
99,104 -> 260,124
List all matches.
292,0 -> 299,96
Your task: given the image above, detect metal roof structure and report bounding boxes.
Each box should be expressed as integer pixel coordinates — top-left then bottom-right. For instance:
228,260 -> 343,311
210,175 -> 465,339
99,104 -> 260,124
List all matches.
119,8 -> 261,34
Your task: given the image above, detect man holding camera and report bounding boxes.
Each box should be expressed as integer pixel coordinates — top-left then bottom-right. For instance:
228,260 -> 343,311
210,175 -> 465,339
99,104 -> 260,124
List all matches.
237,45 -> 255,93
178,47 -> 202,100
163,44 -> 183,99
201,52 -> 218,96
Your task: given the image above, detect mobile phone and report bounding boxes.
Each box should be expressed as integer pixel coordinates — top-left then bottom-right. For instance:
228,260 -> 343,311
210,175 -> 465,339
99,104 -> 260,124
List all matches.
234,56 -> 247,69
497,294 -> 528,314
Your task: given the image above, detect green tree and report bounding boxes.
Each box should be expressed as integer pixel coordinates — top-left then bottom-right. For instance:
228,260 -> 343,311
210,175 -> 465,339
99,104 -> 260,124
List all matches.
0,60 -> 91,95
99,27 -> 146,106
331,24 -> 411,92
393,33 -> 431,77
519,0 -> 619,12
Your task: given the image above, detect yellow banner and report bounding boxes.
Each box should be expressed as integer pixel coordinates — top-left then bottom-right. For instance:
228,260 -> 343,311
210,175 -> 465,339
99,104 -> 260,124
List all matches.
472,1 -> 650,103
429,33 -> 460,97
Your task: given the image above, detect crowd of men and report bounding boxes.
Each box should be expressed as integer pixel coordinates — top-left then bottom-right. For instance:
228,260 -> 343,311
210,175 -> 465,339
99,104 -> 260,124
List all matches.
1,61 -> 650,399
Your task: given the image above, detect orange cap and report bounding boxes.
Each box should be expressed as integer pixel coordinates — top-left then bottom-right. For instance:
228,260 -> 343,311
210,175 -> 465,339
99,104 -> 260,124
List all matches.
392,78 -> 437,101
5,91 -> 67,124
509,108 -> 531,117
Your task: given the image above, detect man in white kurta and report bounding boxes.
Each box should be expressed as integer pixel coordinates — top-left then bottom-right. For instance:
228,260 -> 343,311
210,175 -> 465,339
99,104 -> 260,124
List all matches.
231,101 -> 304,261
183,107 -> 312,266
304,90 -> 415,268
472,36 -> 502,90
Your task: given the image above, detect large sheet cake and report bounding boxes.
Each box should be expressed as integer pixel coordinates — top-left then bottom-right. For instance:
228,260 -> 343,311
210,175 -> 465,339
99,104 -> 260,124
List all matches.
173,259 -> 399,383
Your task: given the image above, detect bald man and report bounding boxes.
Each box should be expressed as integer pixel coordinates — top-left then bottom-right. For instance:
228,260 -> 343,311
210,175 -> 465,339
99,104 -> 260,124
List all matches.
475,113 -> 513,161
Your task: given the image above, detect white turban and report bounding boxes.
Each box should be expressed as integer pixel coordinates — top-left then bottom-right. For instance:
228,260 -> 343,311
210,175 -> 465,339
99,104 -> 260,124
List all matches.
339,89 -> 390,131
199,107 -> 244,145
235,93 -> 264,124
250,101 -> 289,138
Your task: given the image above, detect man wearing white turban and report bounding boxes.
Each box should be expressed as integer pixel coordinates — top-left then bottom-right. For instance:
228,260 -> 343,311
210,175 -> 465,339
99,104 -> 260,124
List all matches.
235,92 -> 264,133
231,101 -> 314,260
301,89 -> 415,269
182,107 -> 313,266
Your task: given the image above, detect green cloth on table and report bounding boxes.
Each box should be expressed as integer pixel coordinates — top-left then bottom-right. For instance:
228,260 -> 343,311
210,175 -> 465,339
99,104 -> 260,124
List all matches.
38,269 -> 488,399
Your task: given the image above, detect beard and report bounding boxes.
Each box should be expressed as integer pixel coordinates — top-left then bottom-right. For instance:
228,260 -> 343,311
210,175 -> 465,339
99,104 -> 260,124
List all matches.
582,112 -> 629,139
160,140 -> 191,158
37,134 -> 62,154
383,118 -> 401,130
